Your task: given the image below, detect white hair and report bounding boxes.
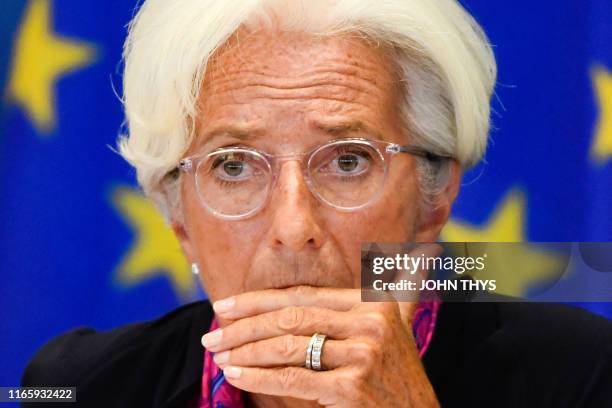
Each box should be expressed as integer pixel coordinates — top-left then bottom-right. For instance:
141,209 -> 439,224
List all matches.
117,0 -> 497,220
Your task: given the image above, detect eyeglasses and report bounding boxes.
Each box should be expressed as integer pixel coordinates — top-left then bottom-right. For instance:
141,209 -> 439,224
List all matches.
178,138 -> 449,220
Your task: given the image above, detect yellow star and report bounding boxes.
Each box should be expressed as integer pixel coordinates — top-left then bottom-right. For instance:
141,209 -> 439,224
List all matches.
6,0 -> 96,134
112,186 -> 196,300
591,65 -> 612,164
441,189 -> 564,297
442,189 -> 526,242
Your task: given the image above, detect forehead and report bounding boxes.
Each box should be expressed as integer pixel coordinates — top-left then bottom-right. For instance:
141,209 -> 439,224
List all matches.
204,29 -> 397,85
194,29 -> 404,150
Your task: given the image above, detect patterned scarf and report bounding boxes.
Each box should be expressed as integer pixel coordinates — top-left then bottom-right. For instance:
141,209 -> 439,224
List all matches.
193,300 -> 441,408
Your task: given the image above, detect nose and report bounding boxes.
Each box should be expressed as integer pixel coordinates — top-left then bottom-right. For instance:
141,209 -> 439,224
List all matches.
266,161 -> 326,252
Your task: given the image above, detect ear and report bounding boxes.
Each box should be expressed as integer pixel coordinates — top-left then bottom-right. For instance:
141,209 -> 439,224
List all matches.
167,175 -> 199,265
414,160 -> 461,242
171,217 -> 198,265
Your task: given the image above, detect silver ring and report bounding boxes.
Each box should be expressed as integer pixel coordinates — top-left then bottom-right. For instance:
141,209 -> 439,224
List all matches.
305,333 -> 318,369
309,333 -> 327,371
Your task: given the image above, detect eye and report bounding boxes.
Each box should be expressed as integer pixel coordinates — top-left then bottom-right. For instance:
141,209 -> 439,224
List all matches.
222,160 -> 244,177
337,154 -> 361,172
211,153 -> 255,181
327,146 -> 372,176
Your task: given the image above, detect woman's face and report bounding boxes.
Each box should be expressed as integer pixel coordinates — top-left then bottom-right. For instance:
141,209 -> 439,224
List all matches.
173,31 -> 459,303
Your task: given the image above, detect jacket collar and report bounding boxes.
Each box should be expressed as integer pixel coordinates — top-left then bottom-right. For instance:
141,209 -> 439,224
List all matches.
165,300 -> 214,408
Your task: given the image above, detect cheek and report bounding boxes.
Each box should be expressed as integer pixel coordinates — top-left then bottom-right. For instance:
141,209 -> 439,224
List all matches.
182,184 -> 266,299
322,177 -> 420,285
192,219 -> 267,301
329,195 -> 417,246
360,162 -> 421,241
385,188 -> 420,237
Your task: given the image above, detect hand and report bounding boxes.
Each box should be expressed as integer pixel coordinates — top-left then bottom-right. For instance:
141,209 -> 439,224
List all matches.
202,286 -> 440,407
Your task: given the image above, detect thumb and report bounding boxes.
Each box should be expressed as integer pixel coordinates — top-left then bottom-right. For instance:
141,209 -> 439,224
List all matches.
398,301 -> 418,329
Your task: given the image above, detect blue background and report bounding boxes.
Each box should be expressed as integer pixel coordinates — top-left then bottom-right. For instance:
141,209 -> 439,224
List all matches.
1,0 -> 611,388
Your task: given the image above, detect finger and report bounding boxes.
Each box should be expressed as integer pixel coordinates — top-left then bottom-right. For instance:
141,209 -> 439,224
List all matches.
212,286 -> 361,320
212,335 -> 361,370
397,301 -> 418,328
222,365 -> 338,402
202,306 -> 355,352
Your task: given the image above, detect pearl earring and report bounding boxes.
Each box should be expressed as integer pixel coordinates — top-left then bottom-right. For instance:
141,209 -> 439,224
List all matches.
191,262 -> 200,275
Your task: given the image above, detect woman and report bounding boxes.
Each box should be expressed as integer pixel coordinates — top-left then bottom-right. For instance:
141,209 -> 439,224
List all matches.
22,0 -> 612,407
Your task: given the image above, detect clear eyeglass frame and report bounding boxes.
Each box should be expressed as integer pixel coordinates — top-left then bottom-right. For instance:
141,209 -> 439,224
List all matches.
177,137 -> 450,221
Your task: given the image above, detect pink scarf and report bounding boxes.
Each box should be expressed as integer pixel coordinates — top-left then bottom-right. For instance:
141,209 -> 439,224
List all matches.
193,300 -> 441,408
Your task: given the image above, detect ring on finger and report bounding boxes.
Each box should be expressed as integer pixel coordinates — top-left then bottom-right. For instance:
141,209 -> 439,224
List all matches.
307,333 -> 327,371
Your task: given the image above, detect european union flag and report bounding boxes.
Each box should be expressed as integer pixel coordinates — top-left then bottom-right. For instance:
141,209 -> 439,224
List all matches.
1,0 -> 611,388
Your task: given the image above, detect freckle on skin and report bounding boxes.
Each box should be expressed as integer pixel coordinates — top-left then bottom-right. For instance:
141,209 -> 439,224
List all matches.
181,29 -> 425,303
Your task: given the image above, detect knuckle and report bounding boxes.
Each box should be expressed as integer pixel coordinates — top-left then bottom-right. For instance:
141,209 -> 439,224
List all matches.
237,341 -> 255,360
291,285 -> 315,299
351,342 -> 380,367
278,367 -> 299,392
362,312 -> 389,340
278,335 -> 299,360
371,301 -> 397,315
335,370 -> 366,399
278,306 -> 305,332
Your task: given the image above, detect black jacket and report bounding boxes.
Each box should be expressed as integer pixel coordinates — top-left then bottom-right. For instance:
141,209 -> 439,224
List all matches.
21,301 -> 612,407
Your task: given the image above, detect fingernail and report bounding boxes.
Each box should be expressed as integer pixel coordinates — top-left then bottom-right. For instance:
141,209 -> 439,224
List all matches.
213,351 -> 229,365
201,329 -> 223,348
224,366 -> 242,379
213,297 -> 236,314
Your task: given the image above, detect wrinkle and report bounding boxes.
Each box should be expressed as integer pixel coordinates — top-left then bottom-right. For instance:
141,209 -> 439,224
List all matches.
212,77 -> 379,94
209,63 -> 382,84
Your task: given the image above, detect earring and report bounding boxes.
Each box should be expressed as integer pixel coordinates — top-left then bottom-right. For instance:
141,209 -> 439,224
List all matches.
191,262 -> 200,275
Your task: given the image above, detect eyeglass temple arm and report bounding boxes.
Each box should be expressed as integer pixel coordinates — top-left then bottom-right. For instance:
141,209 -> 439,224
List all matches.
387,144 -> 452,162
162,159 -> 191,181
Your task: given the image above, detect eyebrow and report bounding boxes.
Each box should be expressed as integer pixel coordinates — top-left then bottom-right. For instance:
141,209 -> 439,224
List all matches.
195,125 -> 265,151
195,120 -> 385,152
313,120 -> 385,140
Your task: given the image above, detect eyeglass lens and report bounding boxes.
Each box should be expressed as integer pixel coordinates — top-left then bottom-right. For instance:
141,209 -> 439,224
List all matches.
194,141 -> 386,218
